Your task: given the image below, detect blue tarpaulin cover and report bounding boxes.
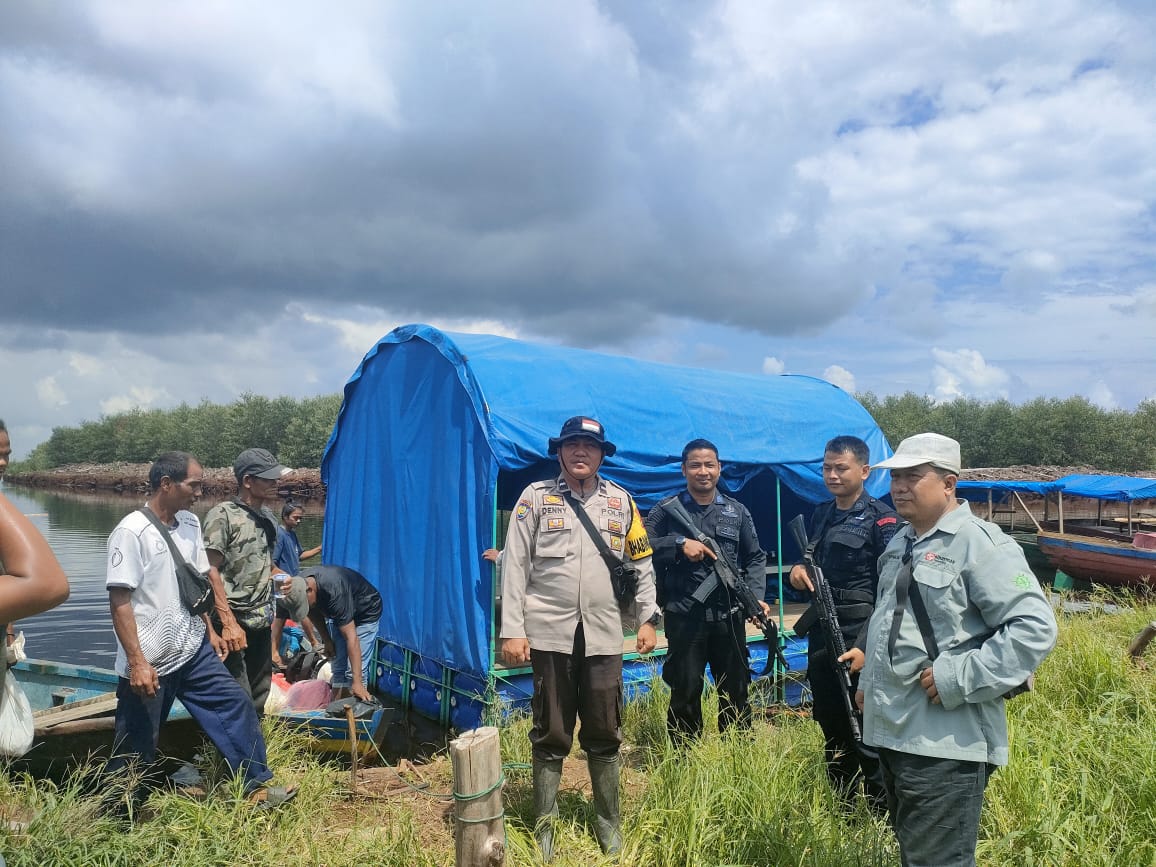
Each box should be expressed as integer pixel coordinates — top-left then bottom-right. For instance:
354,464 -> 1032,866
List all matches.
1052,474 -> 1156,502
956,479 -> 1064,502
959,475 -> 1156,504
320,324 -> 892,680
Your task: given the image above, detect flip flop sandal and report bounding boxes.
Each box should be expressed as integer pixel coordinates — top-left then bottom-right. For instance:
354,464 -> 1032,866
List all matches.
247,785 -> 298,810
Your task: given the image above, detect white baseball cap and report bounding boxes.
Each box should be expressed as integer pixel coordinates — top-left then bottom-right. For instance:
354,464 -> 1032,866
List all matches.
874,432 -> 962,475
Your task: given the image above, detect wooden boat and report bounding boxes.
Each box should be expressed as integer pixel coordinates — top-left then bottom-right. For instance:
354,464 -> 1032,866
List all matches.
12,658 -> 393,770
959,474 -> 1156,588
1036,528 -> 1156,587
271,704 -> 391,761
10,658 -> 201,775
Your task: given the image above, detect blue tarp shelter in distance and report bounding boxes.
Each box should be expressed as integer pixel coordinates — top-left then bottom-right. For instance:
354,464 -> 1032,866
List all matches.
1052,474 -> 1156,502
958,475 -> 1156,504
320,324 -> 892,726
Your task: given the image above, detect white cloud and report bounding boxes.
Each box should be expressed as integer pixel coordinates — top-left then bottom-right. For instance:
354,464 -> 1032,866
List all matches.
822,364 -> 856,392
36,376 -> 68,408
100,386 -> 170,416
930,348 -> 1010,402
1087,381 -> 1117,410
762,356 -> 785,375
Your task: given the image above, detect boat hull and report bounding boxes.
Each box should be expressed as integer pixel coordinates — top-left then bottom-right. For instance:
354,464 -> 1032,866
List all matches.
10,658 -> 202,776
271,706 -> 390,760
1037,531 -> 1156,587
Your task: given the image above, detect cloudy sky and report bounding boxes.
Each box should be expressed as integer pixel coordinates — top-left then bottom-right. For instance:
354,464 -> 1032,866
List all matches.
2,1 -> 1154,457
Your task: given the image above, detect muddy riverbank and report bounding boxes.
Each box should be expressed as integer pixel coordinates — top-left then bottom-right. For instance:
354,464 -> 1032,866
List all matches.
7,463 -> 325,500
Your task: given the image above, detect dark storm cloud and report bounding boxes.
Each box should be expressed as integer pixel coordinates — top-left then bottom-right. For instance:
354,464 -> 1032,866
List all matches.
0,1 -> 869,346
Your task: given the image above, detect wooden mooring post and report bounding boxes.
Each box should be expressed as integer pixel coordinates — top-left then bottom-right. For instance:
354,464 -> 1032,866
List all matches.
450,726 -> 506,866
1128,622 -> 1156,667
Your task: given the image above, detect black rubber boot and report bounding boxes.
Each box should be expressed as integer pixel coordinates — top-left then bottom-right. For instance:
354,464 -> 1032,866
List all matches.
532,759 -> 563,862
587,754 -> 622,855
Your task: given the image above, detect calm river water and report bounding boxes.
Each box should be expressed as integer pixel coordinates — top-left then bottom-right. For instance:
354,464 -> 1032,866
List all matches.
1,485 -> 324,669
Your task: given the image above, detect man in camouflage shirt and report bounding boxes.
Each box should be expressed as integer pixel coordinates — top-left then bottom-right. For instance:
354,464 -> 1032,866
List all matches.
203,448 -> 289,715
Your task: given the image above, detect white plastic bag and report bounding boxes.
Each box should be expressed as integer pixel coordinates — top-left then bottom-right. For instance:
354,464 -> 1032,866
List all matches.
5,630 -> 27,666
0,668 -> 34,758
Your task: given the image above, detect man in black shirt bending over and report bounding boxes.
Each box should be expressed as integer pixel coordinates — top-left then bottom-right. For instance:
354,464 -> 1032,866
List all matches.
301,565 -> 382,702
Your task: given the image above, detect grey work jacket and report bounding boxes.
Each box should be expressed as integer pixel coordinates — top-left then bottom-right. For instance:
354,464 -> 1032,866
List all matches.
860,501 -> 1057,765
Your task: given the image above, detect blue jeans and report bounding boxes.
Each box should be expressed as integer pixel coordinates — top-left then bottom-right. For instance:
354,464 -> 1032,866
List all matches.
328,619 -> 378,690
109,637 -> 272,791
879,748 -> 994,867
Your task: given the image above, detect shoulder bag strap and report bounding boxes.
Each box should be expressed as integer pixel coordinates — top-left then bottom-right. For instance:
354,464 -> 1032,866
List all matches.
137,507 -> 194,571
560,492 -> 622,575
887,535 -> 939,664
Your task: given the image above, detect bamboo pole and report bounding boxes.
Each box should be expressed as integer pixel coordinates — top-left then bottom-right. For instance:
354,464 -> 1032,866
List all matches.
1015,492 -> 1043,532
987,490 -> 994,522
450,726 -> 505,867
1058,492 -> 1065,535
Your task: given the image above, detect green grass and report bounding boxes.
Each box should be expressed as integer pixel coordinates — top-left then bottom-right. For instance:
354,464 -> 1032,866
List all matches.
2,596 -> 1154,866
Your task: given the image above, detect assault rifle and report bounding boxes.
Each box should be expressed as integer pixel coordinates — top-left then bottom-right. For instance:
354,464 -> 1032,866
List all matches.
788,514 -> 862,742
662,499 -> 788,676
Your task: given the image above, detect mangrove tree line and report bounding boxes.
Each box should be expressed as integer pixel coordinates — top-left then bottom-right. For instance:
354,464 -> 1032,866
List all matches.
14,391 -> 1156,472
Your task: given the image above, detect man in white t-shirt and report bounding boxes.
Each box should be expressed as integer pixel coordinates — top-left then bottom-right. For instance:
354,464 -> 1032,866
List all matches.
105,452 -> 294,808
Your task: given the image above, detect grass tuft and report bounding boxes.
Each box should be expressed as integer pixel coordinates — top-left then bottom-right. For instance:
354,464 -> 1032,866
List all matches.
2,597 -> 1153,865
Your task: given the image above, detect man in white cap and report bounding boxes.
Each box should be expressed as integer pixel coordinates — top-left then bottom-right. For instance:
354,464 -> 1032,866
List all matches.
858,433 -> 1057,867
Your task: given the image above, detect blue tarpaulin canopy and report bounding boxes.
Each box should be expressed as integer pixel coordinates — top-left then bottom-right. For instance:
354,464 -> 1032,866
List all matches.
958,475 -> 1156,504
1052,474 -> 1156,501
956,479 -> 1064,502
320,324 -> 892,686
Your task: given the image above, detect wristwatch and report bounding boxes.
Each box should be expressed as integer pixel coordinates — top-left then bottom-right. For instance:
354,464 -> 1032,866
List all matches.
645,611 -> 661,627
674,535 -> 687,549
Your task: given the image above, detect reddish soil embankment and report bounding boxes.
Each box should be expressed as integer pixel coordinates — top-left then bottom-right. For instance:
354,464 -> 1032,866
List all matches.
7,463 -> 325,500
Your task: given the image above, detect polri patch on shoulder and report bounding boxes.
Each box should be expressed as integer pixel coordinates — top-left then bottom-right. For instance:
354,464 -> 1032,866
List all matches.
516,500 -> 532,521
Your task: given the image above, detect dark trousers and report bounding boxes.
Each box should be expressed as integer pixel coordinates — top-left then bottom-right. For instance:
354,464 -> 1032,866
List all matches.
808,637 -> 885,809
879,748 -> 994,867
662,610 -> 751,741
529,624 -> 623,762
223,622 -> 273,716
108,637 -> 272,791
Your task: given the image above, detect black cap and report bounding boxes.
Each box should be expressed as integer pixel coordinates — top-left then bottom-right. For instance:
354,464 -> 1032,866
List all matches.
547,416 -> 617,457
233,448 -> 290,482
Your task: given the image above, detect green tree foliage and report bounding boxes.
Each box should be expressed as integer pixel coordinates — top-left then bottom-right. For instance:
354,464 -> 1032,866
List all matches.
861,391 -> 1156,471
18,389 -> 1156,473
25,393 -> 344,469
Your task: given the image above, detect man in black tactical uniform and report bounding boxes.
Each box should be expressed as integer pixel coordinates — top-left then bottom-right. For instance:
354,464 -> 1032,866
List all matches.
790,435 -> 901,811
645,438 -> 767,742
